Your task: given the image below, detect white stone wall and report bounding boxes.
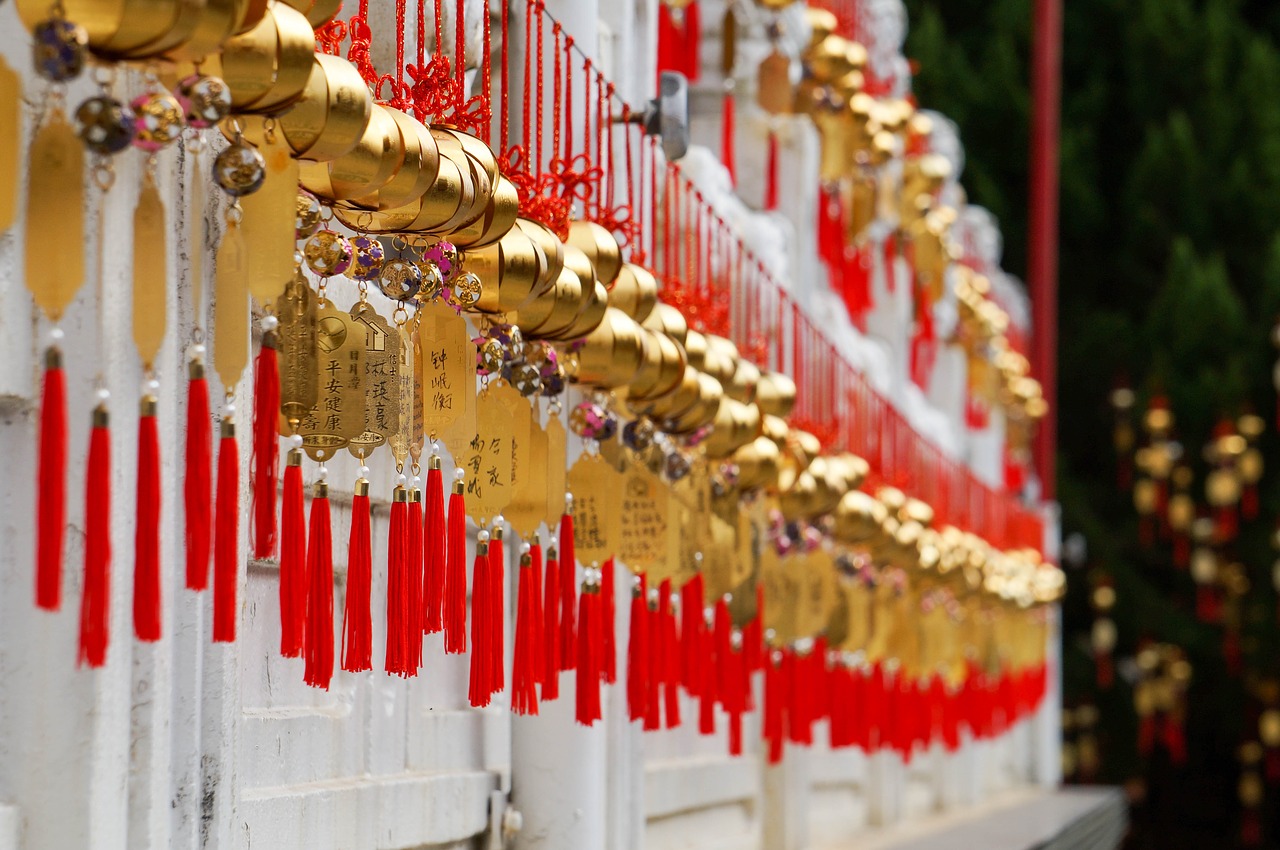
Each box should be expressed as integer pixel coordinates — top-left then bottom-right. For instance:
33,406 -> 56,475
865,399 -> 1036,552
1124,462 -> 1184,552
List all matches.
0,2 -> 1058,849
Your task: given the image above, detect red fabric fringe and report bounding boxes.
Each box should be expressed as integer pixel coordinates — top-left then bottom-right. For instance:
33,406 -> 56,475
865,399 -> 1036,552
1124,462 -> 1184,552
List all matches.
134,410 -> 162,641
530,542 -> 546,684
559,512 -> 577,670
542,547 -> 561,700
279,460 -> 306,657
656,0 -> 700,82
341,490 -> 372,672
576,584 -> 602,726
660,579 -> 681,728
721,92 -> 735,186
422,464 -> 445,633
489,534 -> 505,697
627,573 -> 648,722
444,483 -> 468,654
644,595 -> 661,730
601,558 -> 617,684
183,373 -> 212,590
512,551 -> 540,716
764,129 -> 779,210
681,575 -> 705,694
36,359 -> 66,609
385,496 -> 410,675
78,417 -> 111,667
250,342 -> 280,559
764,653 -> 784,764
212,429 -> 239,643
303,489 -> 334,689
406,495 -> 424,673
469,544 -> 493,707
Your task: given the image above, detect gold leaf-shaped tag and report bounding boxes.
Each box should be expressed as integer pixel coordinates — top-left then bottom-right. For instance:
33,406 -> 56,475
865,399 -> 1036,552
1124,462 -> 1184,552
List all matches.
132,174 -> 167,369
297,300 -> 365,461
388,324 -> 416,467
757,50 -> 793,116
188,152 -> 208,327
567,453 -> 623,566
544,414 -> 567,527
702,513 -> 739,601
0,56 -> 20,233
418,300 -> 471,441
462,381 -> 523,522
276,272 -> 317,431
507,410 -> 547,536
618,465 -> 668,570
213,219 -> 249,393
242,127 -> 299,304
347,301 -> 398,459
25,108 -> 84,322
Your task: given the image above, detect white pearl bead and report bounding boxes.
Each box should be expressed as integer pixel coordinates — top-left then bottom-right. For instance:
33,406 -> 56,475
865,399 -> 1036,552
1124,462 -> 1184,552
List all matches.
454,467 -> 465,480
96,387 -> 110,402
477,529 -> 490,543
289,433 -> 303,448
260,314 -> 279,332
397,473 -> 407,485
358,465 -> 370,478
146,379 -> 160,392
49,327 -> 65,342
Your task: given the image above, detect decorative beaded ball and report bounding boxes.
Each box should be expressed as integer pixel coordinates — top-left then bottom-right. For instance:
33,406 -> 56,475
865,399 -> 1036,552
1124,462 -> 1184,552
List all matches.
349,235 -> 385,281
176,73 -> 232,128
664,450 -> 692,481
424,240 -> 459,280
33,18 -> 86,83
569,401 -> 612,440
378,257 -> 422,301
295,191 -> 323,239
415,260 -> 445,302
74,96 -> 135,155
130,90 -> 185,152
509,362 -> 542,397
622,418 -> 656,451
303,230 -> 354,277
212,138 -> 266,196
445,271 -> 482,309
476,338 -> 505,376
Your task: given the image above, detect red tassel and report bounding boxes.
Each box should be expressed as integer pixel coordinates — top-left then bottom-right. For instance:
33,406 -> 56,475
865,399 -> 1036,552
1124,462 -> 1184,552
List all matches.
681,574 -> 705,694
576,579 -> 602,726
764,653 -> 784,764
698,618 -> 716,735
406,491 -> 424,673
36,351 -> 67,609
250,338 -> 280,560
764,129 -> 780,211
600,558 -> 617,684
713,597 -> 731,705
134,402 -> 162,642
542,545 -> 561,700
559,511 -> 577,670
422,461 -> 445,633
184,364 -> 212,591
644,594 -> 662,730
78,408 -> 111,667
444,475 -> 468,654
721,90 -> 736,186
627,573 -> 648,722
303,483 -> 334,689
1160,713 -> 1186,765
489,529 -> 505,697
660,579 -> 681,728
212,421 -> 239,643
512,548 -> 540,716
341,483 -> 372,672
385,490 -> 410,675
725,646 -> 746,755
279,452 -> 306,657
469,540 -> 493,707
530,541 -> 546,684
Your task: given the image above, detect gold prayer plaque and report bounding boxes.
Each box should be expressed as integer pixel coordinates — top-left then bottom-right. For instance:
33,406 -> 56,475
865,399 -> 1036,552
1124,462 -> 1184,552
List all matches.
506,401 -> 546,536
276,272 -> 318,430
618,465 -> 668,569
297,300 -> 365,461
242,126 -> 299,304
26,109 -> 85,322
462,381 -> 521,522
544,414 -> 568,526
347,302 -> 398,458
131,174 -> 167,369
418,300 -> 472,440
567,453 -> 623,566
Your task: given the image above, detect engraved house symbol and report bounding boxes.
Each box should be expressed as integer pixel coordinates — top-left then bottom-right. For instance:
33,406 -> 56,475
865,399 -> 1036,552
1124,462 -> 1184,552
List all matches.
355,313 -> 387,352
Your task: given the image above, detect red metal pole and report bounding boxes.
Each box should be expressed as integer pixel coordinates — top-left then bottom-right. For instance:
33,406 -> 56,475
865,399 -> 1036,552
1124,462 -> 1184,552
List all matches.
1029,0 -> 1062,501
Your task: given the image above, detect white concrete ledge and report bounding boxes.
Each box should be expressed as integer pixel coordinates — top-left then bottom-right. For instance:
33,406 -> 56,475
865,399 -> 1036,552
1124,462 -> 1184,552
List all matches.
644,755 -> 763,820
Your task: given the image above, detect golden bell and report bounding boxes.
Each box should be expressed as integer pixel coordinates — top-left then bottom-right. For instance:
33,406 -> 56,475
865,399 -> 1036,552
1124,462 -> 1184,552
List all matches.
466,225 -> 543,314
513,264 -> 583,339
641,365 -> 702,422
283,0 -> 342,28
789,430 -> 822,468
803,8 -> 839,50
703,397 -> 762,459
217,6 -> 281,109
806,35 -> 855,84
806,456 -> 844,516
762,414 -> 790,446
755,371 -> 797,418
667,372 -> 725,434
833,491 -> 888,545
348,106 -> 439,211
574,308 -> 647,389
628,329 -> 688,404
535,245 -> 601,340
166,0 -> 253,64
426,128 -> 481,232
236,0 -> 270,33
278,53 -> 371,162
300,103 -> 403,201
702,335 -> 740,386
684,330 -> 708,371
609,263 -> 658,323
641,302 -> 689,348
567,220 -> 623,285
555,280 -> 609,341
451,176 -> 520,248
725,357 -> 760,403
247,3 -> 316,114
900,498 -> 935,528
345,150 -> 469,232
780,470 -> 820,520
517,218 -> 564,298
733,435 -> 781,491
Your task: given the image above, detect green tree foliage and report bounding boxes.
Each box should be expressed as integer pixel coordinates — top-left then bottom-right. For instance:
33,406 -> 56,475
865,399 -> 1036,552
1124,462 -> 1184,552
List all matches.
904,0 -> 1280,842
